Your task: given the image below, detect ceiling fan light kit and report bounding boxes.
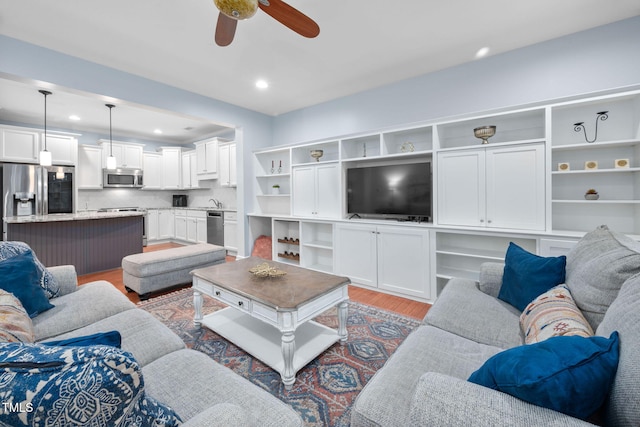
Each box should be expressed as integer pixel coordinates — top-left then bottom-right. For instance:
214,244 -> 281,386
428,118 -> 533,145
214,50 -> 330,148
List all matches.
214,0 -> 258,20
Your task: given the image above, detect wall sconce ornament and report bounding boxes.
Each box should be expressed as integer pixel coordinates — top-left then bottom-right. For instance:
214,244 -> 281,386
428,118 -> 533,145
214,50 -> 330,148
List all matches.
573,111 -> 608,143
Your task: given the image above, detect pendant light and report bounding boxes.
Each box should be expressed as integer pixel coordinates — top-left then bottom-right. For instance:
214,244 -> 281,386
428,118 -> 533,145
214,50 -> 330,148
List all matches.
105,104 -> 117,170
39,90 -> 52,166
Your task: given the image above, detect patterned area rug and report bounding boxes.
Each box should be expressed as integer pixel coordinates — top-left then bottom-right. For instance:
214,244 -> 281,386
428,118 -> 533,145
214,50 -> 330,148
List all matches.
138,288 -> 420,426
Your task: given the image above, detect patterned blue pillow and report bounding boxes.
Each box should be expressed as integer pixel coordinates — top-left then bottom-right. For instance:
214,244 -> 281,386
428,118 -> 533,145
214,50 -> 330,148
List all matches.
0,342 -> 182,426
0,242 -> 60,299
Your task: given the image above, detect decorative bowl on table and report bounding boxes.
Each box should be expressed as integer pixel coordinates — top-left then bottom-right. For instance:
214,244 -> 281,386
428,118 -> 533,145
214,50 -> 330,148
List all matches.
474,126 -> 496,144
310,149 -> 324,162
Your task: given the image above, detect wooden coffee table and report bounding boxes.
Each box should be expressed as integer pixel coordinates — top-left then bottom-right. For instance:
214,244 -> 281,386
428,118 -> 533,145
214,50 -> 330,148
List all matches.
191,257 -> 350,388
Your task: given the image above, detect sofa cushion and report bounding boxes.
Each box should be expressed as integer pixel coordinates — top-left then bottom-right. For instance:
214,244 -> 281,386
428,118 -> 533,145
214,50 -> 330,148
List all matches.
468,332 -> 620,421
0,289 -> 34,343
0,251 -> 55,318
32,280 -> 135,341
0,342 -> 182,427
596,273 -> 640,426
42,309 -> 185,367
498,242 -> 566,311
143,349 -> 303,426
351,325 -> 503,427
566,225 -> 640,329
0,241 -> 59,298
43,330 -> 122,348
520,285 -> 593,344
424,278 -> 523,348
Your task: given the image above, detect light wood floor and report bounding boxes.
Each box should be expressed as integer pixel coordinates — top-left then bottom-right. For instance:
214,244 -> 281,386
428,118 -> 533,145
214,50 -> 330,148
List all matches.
78,243 -> 431,320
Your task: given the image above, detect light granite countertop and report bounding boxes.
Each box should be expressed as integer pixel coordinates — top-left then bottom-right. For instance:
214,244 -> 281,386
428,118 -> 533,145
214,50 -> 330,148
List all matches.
4,211 -> 145,224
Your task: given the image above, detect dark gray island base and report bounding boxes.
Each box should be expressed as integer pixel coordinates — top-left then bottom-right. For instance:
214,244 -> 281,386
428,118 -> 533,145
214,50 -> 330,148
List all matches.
6,215 -> 143,275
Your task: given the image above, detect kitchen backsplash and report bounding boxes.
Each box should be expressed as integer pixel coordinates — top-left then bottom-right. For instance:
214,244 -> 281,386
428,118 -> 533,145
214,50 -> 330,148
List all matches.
78,183 -> 237,211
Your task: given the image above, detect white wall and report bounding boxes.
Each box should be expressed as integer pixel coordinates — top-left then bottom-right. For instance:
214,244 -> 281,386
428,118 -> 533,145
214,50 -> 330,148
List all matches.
272,16 -> 640,146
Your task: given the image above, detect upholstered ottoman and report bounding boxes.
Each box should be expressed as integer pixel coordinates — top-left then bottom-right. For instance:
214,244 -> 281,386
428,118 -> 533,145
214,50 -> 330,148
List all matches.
122,243 -> 226,299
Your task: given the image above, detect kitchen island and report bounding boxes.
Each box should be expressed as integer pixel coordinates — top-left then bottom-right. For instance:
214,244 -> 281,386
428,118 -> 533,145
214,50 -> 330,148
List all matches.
4,211 -> 144,275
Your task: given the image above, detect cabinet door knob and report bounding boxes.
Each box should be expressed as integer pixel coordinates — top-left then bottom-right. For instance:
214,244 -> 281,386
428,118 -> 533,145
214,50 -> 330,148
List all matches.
238,301 -> 244,307
480,219 -> 485,223
215,291 -> 220,296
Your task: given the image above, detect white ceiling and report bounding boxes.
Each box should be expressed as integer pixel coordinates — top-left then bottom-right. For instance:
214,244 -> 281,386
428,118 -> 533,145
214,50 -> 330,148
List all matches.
1,0 -> 639,139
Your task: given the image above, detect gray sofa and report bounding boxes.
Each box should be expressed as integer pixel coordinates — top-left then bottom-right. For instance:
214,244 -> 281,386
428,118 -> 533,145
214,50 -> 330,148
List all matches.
32,267 -> 302,426
352,225 -> 640,426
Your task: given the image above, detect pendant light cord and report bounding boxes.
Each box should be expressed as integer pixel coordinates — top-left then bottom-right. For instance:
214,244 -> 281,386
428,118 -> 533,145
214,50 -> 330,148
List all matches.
106,104 -> 115,156
39,90 -> 52,151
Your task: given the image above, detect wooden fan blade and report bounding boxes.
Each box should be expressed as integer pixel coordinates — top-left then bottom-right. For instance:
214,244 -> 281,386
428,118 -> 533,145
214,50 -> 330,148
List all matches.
258,0 -> 320,38
215,12 -> 237,46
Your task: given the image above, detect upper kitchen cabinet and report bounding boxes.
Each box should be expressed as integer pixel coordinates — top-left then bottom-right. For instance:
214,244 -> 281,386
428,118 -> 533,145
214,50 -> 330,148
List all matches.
77,145 -> 103,189
159,147 -> 182,189
142,152 -> 163,190
41,133 -> 78,165
195,137 -> 227,179
218,141 -> 237,187
0,126 -> 39,163
98,140 -> 144,169
181,150 -> 201,189
0,125 -> 78,165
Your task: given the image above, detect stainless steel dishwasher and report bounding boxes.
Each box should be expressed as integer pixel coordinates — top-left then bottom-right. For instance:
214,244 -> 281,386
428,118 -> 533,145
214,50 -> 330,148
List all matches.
206,210 -> 224,246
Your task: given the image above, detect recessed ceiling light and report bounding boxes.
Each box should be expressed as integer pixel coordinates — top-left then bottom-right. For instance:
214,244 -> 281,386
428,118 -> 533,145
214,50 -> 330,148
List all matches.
256,79 -> 269,89
69,114 -> 81,121
475,47 -> 490,59
153,129 -> 163,134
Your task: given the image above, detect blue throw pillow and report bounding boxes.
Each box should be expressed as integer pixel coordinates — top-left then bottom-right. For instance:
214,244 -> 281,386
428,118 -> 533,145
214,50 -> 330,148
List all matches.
0,342 -> 182,426
43,331 -> 122,348
468,332 -> 620,420
0,241 -> 59,298
498,242 -> 566,311
0,251 -> 54,318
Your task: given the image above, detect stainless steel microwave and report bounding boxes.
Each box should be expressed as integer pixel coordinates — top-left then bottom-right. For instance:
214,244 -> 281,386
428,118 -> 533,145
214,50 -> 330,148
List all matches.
103,168 -> 143,188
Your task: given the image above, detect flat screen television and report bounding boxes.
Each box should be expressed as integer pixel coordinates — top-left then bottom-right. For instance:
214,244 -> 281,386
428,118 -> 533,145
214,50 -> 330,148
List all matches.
346,161 -> 432,221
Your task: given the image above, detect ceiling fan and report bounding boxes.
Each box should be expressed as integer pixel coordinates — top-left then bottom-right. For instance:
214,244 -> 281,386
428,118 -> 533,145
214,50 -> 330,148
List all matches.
213,0 -> 320,46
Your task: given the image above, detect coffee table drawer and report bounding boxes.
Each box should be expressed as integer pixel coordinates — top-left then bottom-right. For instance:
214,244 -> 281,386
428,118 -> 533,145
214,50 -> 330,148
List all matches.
213,286 -> 251,312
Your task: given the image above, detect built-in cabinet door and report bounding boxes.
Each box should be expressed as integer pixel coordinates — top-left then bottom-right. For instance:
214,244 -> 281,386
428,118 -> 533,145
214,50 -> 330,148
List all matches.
161,148 -> 182,189
485,144 -> 545,230
175,213 -> 187,241
196,217 -> 207,244
376,226 -> 430,299
292,163 -> 340,218
292,166 -> 316,216
77,145 -> 103,189
437,143 -> 545,231
218,142 -> 237,187
195,139 -> 218,178
334,223 -> 377,287
0,127 -> 39,163
181,153 -> 192,188
122,145 -> 143,169
186,216 -> 197,242
437,149 -> 485,227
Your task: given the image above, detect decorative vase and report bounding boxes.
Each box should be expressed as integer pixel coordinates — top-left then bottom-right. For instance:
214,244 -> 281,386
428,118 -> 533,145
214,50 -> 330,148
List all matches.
272,187 -> 280,195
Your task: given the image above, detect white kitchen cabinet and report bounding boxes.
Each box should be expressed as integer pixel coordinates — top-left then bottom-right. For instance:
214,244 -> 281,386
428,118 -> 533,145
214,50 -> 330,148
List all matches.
147,209 -> 159,241
181,151 -> 200,189
158,209 -> 175,240
292,162 -> 340,218
159,147 -> 182,190
223,211 -> 238,253
174,210 -> 187,241
194,138 -> 221,179
77,144 -> 103,189
98,140 -> 144,169
219,142 -> 237,187
334,223 -> 431,299
186,210 -> 207,244
42,133 -> 77,165
142,153 -> 162,189
437,143 -> 545,231
0,126 -> 39,163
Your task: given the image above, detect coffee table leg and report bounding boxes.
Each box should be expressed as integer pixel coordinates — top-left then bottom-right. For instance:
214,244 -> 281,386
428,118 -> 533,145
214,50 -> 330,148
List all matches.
338,300 -> 348,343
193,289 -> 203,328
281,329 -> 296,390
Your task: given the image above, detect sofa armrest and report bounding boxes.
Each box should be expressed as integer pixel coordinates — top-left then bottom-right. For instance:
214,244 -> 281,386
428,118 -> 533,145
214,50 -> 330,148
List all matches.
478,262 -> 504,297
409,372 -> 594,427
47,265 -> 78,297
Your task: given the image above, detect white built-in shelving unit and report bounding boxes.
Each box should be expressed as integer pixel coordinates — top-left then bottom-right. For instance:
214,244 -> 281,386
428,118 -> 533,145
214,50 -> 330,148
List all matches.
248,87 -> 640,303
